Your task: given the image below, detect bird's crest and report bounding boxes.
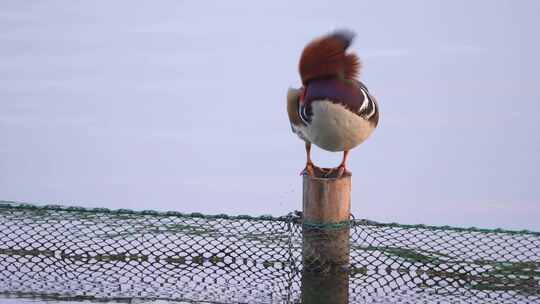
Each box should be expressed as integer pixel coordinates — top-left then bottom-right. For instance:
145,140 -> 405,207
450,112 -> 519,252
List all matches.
299,29 -> 361,85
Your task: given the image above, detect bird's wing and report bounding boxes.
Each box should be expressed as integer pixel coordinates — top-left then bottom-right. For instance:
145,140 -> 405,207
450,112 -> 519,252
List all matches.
305,79 -> 378,127
365,93 -> 379,128
286,88 -> 304,127
357,81 -> 379,127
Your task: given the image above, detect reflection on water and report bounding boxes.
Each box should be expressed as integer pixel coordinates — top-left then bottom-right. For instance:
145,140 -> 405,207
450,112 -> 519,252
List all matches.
0,202 -> 539,303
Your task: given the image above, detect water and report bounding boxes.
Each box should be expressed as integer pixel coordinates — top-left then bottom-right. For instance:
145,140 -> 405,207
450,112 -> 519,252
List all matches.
1,1 -> 539,230
1,1 -> 540,303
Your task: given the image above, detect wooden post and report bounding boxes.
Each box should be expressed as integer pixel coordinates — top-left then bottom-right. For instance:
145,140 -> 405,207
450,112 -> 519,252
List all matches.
301,169 -> 351,303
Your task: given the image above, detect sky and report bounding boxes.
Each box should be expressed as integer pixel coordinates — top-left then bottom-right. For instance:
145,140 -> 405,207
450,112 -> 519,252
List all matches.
1,0 -> 539,230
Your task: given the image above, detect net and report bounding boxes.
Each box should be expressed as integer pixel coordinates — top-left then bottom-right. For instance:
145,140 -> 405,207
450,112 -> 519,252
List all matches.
0,201 -> 538,303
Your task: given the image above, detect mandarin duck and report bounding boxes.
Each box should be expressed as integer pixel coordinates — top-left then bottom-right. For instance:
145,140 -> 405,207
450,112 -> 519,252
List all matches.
286,30 -> 379,178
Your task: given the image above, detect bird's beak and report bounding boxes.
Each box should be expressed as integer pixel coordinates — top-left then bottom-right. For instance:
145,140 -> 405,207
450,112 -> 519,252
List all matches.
299,86 -> 306,105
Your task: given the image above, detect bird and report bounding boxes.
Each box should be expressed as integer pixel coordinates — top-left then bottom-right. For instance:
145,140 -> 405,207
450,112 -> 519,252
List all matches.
286,29 -> 379,178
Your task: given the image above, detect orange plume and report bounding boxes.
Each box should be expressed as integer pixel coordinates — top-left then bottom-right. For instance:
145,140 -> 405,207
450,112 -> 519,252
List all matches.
298,30 -> 361,85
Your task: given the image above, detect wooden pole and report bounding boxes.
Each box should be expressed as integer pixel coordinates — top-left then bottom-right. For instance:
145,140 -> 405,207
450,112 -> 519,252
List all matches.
301,169 -> 351,303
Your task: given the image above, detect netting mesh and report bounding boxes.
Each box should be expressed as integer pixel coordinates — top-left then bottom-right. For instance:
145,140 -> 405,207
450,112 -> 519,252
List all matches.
0,201 -> 539,303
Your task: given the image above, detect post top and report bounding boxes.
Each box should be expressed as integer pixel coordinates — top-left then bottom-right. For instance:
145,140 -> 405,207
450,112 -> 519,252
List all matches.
302,167 -> 351,223
302,167 -> 352,180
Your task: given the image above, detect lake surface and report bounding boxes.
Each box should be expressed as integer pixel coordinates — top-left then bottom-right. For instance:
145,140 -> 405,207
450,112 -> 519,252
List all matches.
1,1 -> 540,231
1,1 -> 540,303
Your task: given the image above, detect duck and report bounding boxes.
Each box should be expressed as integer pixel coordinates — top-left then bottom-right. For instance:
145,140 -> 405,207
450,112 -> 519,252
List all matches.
286,29 -> 379,178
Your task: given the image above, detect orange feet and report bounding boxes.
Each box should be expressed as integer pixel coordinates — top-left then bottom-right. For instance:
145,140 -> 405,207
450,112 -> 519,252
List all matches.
323,164 -> 350,178
300,162 -> 316,177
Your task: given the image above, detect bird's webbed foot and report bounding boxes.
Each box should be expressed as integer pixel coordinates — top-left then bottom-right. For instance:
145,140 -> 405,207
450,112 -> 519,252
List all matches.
300,162 -> 319,177
323,164 -> 350,179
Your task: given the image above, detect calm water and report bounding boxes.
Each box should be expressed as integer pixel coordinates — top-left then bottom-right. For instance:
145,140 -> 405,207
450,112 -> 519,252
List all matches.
1,1 -> 540,231
1,0 -> 540,303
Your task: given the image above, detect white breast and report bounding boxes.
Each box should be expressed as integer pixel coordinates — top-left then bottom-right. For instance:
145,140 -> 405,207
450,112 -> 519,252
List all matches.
299,100 -> 375,152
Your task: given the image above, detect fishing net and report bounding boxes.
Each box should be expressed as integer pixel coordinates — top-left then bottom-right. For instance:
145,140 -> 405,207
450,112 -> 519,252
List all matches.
0,201 -> 538,303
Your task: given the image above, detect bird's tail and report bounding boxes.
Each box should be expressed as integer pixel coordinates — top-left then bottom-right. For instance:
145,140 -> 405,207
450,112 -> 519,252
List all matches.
299,29 -> 361,84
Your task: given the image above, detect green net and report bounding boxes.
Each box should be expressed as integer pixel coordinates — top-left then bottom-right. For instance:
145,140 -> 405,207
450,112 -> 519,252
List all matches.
0,201 -> 538,303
